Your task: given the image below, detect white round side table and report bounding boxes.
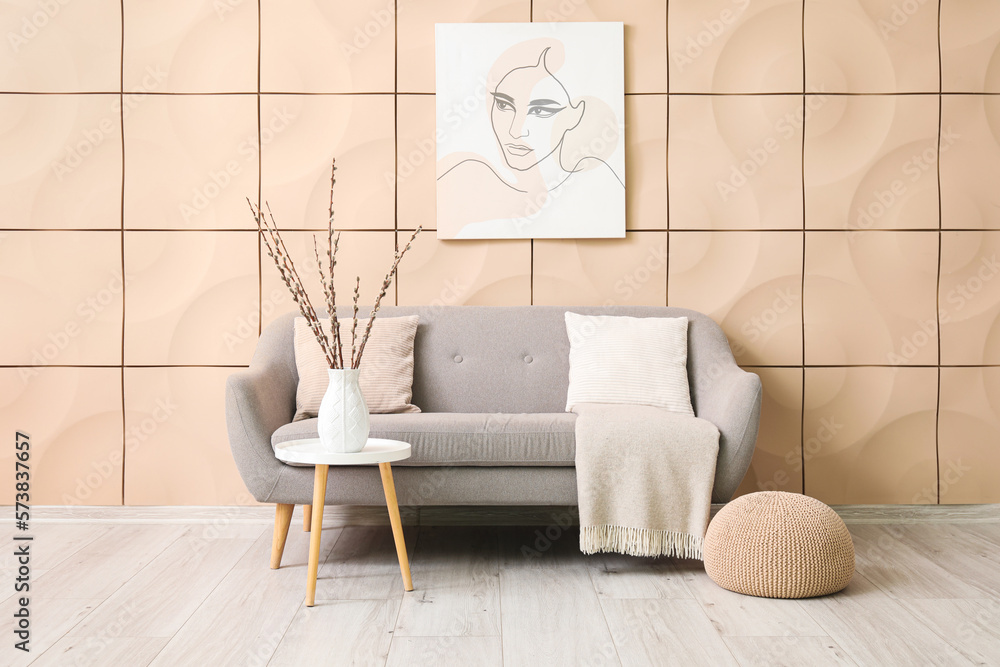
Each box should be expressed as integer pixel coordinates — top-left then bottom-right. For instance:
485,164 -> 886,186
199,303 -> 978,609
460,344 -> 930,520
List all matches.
273,438 -> 413,607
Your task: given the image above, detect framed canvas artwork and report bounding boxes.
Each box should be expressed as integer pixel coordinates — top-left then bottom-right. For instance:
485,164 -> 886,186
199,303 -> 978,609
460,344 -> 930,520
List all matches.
435,22 -> 625,239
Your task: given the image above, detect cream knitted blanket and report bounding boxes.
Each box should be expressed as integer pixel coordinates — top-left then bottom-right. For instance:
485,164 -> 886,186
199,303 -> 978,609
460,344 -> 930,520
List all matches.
573,403 -> 720,559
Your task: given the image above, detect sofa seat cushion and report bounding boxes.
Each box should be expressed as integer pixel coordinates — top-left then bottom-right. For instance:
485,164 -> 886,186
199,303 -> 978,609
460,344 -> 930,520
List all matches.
271,413 -> 577,466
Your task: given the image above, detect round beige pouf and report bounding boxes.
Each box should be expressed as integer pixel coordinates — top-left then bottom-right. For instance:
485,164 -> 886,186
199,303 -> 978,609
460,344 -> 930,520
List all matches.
704,491 -> 855,599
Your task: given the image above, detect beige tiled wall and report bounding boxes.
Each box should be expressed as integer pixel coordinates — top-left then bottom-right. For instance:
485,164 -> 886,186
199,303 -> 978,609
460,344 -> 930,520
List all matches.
2,0 -> 998,505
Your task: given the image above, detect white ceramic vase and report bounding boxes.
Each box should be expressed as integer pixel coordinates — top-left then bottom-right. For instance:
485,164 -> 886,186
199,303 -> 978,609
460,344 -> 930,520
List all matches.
317,368 -> 370,453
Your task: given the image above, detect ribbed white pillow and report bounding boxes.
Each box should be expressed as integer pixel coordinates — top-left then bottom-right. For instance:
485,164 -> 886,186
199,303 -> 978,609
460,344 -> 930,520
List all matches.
293,315 -> 420,420
564,312 -> 694,415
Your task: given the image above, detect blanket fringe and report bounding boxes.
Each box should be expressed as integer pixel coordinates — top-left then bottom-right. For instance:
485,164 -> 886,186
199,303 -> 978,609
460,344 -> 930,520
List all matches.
580,524 -> 704,560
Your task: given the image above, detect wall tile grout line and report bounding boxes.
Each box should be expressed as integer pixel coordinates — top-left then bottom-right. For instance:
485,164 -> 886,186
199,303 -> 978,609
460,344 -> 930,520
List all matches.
529,229 -> 535,314
7,227 -> 1000,233
935,0 -> 944,504
665,0 -> 671,304
119,0 -> 126,506
800,0 -> 808,496
529,0 -> 534,306
257,0 -> 263,341
664,92 -> 670,305
9,363 -> 1000,369
667,91 -> 993,96
15,364 -> 1000,370
394,1 -> 400,307
8,90 -> 1000,97
0,365 -> 254,369
11,227 -> 1000,233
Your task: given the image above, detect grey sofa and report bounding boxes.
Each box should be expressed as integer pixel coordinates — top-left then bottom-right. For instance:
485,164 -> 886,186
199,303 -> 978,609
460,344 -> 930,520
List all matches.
227,306 -> 762,521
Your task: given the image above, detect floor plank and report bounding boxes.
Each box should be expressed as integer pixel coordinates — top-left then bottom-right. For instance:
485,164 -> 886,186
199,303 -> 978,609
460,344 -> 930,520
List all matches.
0,518 -> 995,666
723,636 -> 858,667
898,598 -> 1000,665
385,636 -> 503,667
149,526 -> 342,667
31,636 -> 167,667
67,532 -> 256,638
849,524 -> 989,599
0,596 -> 101,667
965,523 -> 1000,549
587,553 -> 694,600
267,600 -> 399,667
683,566 -> 827,637
795,573 -> 972,666
315,526 -> 418,601
497,526 -> 621,664
32,524 -> 186,599
0,524 -> 113,603
181,522 -> 268,541
601,598 -> 739,667
889,524 -> 1000,597
499,560 -> 619,665
393,527 -> 500,638
497,525 -> 587,570
17,523 -> 112,571
0,522 -> 14,540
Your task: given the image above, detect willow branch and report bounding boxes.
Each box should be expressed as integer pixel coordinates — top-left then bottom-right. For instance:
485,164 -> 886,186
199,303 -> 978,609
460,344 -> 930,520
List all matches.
327,159 -> 343,368
329,231 -> 342,368
249,199 -> 336,367
351,276 -> 361,368
353,227 -> 422,368
312,235 -> 340,368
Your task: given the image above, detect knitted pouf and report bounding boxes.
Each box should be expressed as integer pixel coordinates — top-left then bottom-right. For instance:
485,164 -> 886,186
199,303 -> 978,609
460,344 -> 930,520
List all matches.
704,491 -> 855,599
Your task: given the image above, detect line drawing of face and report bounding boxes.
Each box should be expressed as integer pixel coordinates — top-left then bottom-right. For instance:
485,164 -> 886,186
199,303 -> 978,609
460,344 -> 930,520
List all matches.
489,47 -> 585,172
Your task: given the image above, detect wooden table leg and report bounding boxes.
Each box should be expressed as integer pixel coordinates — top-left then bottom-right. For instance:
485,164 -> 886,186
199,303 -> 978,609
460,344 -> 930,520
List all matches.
302,504 -> 312,532
379,462 -> 413,592
306,465 -> 328,607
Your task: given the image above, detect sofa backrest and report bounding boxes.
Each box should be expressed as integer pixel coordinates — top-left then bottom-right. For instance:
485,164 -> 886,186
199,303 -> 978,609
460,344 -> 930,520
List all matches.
262,305 -> 738,415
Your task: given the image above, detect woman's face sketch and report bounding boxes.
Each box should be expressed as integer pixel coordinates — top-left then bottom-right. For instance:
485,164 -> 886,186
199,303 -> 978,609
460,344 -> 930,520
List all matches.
489,50 -> 582,172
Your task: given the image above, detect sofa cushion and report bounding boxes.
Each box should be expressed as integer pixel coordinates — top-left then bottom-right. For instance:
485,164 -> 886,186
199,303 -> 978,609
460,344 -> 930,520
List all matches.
271,413 -> 577,466
564,312 -> 694,415
293,315 -> 420,419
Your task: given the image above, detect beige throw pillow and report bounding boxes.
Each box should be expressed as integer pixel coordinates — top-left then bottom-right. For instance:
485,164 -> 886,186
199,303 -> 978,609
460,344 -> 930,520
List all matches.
564,312 -> 694,416
293,315 -> 420,420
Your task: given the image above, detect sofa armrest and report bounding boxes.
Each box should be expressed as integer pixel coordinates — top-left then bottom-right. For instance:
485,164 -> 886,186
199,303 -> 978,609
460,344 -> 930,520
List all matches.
694,365 -> 762,503
226,313 -> 299,501
226,367 -> 294,502
226,315 -> 300,503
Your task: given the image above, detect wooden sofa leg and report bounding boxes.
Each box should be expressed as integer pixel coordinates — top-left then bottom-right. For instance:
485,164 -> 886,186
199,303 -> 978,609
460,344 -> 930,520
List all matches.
271,503 -> 294,569
303,504 -> 312,532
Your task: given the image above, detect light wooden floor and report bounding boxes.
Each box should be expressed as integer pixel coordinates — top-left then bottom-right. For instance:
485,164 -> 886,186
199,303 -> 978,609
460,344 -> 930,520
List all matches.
3,515 -> 1000,666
